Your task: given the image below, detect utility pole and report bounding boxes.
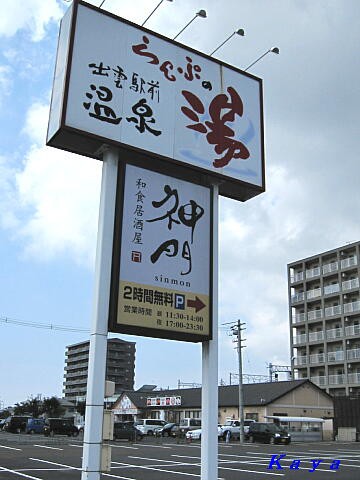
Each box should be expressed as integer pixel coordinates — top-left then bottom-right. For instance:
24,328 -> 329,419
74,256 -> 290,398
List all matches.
224,320 -> 246,443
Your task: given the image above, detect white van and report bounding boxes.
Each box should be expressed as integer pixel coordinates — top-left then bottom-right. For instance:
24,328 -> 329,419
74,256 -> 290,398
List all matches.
135,419 -> 166,435
179,418 -> 201,435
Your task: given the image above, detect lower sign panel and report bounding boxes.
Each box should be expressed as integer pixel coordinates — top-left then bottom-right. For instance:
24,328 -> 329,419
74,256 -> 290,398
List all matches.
109,162 -> 212,342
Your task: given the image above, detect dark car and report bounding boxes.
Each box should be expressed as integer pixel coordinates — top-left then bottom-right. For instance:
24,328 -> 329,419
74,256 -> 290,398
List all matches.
3,416 -> 32,433
44,418 -> 79,437
113,421 -> 143,442
25,418 -> 46,434
248,422 -> 291,445
155,423 -> 179,437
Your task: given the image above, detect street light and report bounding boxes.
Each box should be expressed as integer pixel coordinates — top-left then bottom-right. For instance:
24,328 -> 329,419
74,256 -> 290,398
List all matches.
142,0 -> 174,27
209,29 -> 245,57
173,9 -> 207,40
244,47 -> 280,71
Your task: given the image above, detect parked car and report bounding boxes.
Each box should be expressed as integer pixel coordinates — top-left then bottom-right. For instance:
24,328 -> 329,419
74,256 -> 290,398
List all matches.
135,419 -> 166,436
114,421 -> 143,441
75,422 -> 84,435
179,418 -> 201,436
25,418 -> 45,434
154,423 -> 179,437
3,416 -> 32,433
248,422 -> 291,445
43,418 -> 79,437
220,419 -> 256,440
185,426 -> 223,441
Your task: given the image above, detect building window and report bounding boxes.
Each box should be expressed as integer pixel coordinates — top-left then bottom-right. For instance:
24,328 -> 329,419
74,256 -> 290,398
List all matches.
245,413 -> 258,421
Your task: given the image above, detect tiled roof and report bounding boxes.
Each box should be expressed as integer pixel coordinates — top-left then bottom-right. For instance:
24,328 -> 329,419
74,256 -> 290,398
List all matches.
117,379 -> 328,409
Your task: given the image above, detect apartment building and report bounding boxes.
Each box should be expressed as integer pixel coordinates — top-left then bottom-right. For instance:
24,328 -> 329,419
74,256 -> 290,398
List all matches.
63,338 -> 135,402
288,241 -> 360,396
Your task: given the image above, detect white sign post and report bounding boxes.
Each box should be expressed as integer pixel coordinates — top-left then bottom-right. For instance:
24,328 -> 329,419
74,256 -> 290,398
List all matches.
81,147 -> 118,480
202,183 -> 219,480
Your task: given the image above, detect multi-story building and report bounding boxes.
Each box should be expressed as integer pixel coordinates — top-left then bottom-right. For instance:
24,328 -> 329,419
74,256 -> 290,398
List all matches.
63,338 -> 136,402
288,241 -> 360,397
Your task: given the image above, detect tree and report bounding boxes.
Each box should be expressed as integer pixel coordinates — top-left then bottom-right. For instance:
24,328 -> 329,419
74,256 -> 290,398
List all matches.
42,397 -> 65,417
0,409 -> 11,419
13,401 -> 30,415
76,401 -> 86,417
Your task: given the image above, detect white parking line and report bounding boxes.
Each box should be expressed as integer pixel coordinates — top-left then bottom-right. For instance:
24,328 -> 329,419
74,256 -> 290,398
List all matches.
33,445 -> 63,451
171,455 -> 285,476
109,444 -> 139,450
111,460 -> 224,479
129,455 -> 194,464
134,444 -> 171,449
102,473 -> 142,480
0,445 -> 22,451
0,465 -> 42,480
29,458 -> 80,470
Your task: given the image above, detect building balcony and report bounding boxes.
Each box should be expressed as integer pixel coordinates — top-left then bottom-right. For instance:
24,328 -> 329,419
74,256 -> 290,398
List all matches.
347,348 -> 360,361
324,305 -> 342,317
290,271 -> 304,284
309,331 -> 324,342
292,312 -> 306,324
294,355 -> 307,366
343,300 -> 360,314
311,373 -> 360,386
66,363 -> 88,371
342,278 -> 360,291
310,375 -> 327,386
308,310 -> 322,321
293,333 -> 307,345
322,261 -> 338,275
64,379 -> 87,387
309,353 -> 325,364
66,346 -> 89,356
347,373 -> 360,384
64,371 -> 87,379
324,283 -> 340,295
345,324 -> 360,337
328,374 -> 346,385
291,292 -> 305,303
306,267 -> 321,279
327,351 -> 345,362
326,328 -> 343,340
341,256 -> 358,269
307,288 -> 322,300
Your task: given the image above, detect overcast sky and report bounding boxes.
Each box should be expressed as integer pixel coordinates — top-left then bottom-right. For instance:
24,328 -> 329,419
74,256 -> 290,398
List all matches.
1,0 -> 360,408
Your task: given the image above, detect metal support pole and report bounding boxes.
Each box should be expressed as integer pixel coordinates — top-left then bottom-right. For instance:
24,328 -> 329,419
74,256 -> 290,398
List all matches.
81,147 -> 118,480
237,320 -> 245,444
201,184 -> 218,480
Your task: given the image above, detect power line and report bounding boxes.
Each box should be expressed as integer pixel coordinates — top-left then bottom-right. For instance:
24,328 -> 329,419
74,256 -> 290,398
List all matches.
0,316 -> 89,333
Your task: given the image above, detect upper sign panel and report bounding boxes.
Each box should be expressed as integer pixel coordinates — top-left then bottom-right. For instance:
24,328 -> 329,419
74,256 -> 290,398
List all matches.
47,1 -> 265,201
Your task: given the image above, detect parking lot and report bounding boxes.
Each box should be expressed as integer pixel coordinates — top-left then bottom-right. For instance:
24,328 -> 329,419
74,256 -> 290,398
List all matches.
0,432 -> 359,480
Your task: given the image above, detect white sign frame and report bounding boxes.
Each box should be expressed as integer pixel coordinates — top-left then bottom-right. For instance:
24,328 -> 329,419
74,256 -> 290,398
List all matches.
47,0 -> 265,202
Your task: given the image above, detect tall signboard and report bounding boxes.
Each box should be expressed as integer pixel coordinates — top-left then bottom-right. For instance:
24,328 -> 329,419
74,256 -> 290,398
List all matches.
47,2 -> 266,479
47,1 -> 264,202
109,163 -> 211,342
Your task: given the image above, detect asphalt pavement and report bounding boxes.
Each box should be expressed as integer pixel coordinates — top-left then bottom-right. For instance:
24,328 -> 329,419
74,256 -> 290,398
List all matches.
0,431 -> 359,479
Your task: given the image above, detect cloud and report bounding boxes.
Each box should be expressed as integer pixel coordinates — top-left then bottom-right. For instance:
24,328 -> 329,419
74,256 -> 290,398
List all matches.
0,0 -> 63,41
1,100 -> 101,266
0,65 -> 12,104
0,156 -> 19,230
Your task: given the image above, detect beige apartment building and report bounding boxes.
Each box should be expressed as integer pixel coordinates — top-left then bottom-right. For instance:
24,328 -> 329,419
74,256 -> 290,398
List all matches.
289,241 -> 360,396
